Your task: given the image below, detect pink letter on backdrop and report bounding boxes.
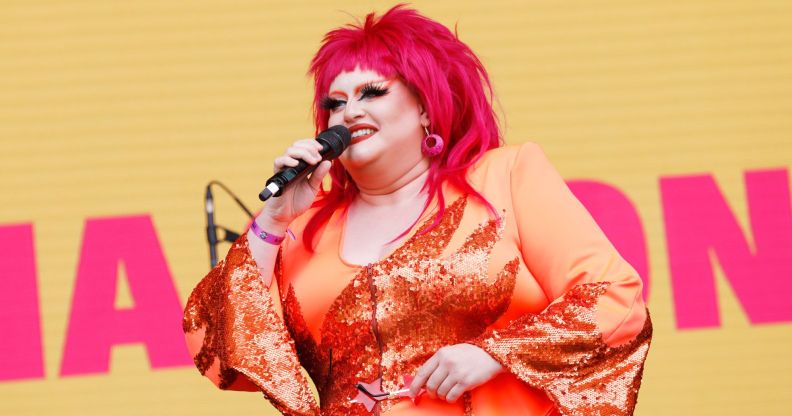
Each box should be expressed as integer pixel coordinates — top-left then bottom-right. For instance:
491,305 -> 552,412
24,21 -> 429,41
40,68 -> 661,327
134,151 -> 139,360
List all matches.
568,180 -> 650,301
60,215 -> 191,376
0,223 -> 45,381
661,169 -> 792,329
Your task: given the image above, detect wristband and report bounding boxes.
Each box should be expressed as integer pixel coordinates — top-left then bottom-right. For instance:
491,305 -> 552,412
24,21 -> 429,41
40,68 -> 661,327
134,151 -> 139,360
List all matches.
250,220 -> 290,245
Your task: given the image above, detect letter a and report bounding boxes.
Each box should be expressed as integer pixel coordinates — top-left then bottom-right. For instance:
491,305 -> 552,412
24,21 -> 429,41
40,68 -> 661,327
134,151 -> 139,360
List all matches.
60,215 -> 191,376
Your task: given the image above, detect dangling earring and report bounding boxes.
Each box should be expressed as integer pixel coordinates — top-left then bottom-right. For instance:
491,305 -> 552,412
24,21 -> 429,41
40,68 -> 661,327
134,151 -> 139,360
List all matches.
421,126 -> 444,157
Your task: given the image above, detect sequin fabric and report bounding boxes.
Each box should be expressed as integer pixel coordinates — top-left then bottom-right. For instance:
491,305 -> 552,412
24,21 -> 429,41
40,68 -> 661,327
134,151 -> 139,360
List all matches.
469,283 -> 653,416
182,238 -> 320,416
280,197 -> 520,415
184,193 -> 652,415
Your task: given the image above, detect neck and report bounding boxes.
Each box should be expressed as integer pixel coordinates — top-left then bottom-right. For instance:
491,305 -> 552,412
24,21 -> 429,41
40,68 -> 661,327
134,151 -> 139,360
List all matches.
352,160 -> 431,207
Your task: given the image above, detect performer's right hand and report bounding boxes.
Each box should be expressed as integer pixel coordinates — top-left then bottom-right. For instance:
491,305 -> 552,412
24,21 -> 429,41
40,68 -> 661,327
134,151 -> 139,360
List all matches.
259,138 -> 332,228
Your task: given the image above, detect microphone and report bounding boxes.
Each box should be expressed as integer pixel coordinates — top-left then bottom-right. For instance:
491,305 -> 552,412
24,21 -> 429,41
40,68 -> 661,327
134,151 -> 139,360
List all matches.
258,125 -> 351,201
205,185 -> 219,267
204,180 -> 254,268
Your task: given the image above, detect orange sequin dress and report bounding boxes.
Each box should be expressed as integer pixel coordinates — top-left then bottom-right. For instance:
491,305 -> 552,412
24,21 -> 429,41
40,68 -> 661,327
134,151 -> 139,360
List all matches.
183,143 -> 652,416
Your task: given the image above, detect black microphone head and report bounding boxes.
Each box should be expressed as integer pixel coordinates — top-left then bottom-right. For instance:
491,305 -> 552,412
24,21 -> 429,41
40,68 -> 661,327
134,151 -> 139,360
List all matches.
318,125 -> 351,159
327,125 -> 351,146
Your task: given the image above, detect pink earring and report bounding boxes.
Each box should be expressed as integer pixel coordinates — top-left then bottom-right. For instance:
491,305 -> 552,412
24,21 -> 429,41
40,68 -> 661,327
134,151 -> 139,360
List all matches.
421,126 -> 444,157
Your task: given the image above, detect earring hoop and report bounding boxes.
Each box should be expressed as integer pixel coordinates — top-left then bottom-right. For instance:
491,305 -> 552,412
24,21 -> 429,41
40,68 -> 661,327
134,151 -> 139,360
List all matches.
421,126 -> 444,157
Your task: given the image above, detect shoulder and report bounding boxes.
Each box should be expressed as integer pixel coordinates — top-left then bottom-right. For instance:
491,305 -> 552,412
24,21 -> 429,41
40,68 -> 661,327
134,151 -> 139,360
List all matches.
467,141 -> 550,184
458,142 -> 549,211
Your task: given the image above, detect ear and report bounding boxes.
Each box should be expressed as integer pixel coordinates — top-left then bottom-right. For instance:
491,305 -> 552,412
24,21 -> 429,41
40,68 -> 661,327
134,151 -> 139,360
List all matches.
418,104 -> 430,128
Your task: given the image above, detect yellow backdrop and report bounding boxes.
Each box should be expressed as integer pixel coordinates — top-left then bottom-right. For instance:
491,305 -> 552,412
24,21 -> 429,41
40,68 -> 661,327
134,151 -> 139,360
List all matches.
1,1 -> 791,414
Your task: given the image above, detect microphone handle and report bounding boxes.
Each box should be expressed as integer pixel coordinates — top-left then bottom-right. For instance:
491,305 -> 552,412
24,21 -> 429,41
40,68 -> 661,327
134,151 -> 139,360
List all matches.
259,159 -> 318,201
275,159 -> 316,192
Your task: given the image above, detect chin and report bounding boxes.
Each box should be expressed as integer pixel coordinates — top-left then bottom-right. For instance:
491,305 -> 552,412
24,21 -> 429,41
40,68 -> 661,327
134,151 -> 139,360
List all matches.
340,151 -> 377,171
340,139 -> 383,168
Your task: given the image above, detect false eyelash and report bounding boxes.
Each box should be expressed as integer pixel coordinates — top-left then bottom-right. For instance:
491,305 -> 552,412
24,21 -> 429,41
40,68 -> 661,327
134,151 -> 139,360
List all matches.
320,96 -> 344,111
320,82 -> 389,111
359,82 -> 389,98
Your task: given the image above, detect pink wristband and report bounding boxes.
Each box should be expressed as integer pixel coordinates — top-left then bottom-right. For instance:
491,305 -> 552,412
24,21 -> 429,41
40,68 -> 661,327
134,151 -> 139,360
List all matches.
250,220 -> 290,245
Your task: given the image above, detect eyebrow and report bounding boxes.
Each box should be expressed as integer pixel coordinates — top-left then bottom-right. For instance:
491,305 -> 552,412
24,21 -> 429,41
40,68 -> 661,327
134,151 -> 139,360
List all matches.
328,78 -> 393,98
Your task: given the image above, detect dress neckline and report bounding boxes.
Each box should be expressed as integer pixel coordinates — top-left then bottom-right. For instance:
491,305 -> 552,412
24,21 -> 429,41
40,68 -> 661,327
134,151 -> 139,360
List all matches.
296,194 -> 469,347
335,195 -> 440,268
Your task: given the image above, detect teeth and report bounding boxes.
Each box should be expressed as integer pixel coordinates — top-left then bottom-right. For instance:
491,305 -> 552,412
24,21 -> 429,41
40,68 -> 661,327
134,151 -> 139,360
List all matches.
351,128 -> 375,138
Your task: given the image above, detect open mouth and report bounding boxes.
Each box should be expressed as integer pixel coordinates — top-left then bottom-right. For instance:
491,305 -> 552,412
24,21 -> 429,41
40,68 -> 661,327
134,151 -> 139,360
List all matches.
350,127 -> 378,144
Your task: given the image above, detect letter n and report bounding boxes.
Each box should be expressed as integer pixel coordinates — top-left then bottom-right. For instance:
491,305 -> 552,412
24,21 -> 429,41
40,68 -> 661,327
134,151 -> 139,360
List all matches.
60,215 -> 191,376
661,169 -> 792,329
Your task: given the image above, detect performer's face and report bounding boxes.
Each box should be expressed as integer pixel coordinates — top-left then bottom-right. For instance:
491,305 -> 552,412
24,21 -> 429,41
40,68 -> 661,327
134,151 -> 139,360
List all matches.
325,66 -> 428,171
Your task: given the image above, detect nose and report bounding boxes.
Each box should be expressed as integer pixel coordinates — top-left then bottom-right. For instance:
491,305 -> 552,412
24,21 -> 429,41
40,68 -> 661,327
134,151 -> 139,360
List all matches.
343,98 -> 365,123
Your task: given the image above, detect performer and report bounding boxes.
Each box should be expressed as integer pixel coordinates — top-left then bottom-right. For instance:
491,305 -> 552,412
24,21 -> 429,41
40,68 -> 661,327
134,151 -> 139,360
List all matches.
183,5 -> 651,416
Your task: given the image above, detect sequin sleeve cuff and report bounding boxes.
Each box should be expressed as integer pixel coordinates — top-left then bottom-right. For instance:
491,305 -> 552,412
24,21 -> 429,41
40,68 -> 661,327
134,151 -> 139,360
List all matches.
182,236 -> 320,416
468,282 -> 652,416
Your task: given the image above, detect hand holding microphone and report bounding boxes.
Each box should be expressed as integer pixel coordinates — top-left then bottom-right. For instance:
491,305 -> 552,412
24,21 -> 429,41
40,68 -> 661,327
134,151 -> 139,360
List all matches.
257,125 -> 351,228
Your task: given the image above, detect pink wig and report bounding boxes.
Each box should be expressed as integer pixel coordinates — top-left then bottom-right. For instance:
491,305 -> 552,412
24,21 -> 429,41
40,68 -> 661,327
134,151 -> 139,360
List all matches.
303,4 -> 502,250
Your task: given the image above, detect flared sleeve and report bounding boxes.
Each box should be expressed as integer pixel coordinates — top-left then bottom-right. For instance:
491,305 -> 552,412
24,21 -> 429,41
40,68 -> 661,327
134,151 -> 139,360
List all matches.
469,143 -> 652,415
182,236 -> 319,416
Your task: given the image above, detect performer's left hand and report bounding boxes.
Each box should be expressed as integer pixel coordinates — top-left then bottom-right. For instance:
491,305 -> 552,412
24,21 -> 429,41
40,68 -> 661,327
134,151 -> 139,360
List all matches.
408,343 -> 504,403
